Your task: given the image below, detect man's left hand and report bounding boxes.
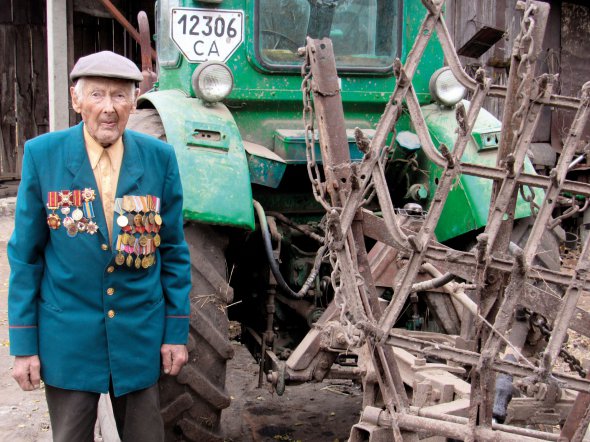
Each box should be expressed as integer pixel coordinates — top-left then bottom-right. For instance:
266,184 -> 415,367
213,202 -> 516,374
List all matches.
160,344 -> 188,376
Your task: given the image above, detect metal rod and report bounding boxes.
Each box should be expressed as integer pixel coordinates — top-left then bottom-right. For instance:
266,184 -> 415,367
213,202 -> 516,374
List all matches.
97,0 -> 157,62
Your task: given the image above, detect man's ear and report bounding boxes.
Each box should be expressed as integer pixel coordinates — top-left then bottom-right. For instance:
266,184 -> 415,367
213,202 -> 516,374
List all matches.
70,86 -> 81,113
131,88 -> 140,112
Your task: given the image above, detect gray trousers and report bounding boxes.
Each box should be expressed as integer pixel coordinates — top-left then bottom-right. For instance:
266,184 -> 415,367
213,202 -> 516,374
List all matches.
45,382 -> 164,442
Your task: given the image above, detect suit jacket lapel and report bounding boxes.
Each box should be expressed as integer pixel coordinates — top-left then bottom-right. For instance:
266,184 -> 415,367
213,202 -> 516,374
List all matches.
65,123 -> 109,244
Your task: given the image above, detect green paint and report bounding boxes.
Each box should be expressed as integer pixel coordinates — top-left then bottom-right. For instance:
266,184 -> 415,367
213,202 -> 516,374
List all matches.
138,90 -> 255,229
150,0 -> 538,242
420,102 -> 543,241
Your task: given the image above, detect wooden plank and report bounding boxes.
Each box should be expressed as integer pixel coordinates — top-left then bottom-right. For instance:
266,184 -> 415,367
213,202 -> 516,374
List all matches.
30,0 -> 45,25
14,23 -> 33,174
12,0 -> 31,25
31,24 -> 49,136
553,2 -> 590,150
0,25 -> 17,175
0,0 -> 13,24
534,2 -> 561,143
98,17 -> 114,51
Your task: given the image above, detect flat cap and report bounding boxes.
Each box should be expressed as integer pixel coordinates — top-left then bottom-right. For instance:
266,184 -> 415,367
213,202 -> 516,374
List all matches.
70,51 -> 143,82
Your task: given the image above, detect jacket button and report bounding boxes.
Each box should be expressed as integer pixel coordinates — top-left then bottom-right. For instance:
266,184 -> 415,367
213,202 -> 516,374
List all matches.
107,266 -> 115,273
101,244 -> 109,251
107,288 -> 115,296
108,310 -> 115,318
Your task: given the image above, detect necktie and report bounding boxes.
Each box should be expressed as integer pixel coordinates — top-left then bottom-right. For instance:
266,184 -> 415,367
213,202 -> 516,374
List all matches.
98,149 -> 114,242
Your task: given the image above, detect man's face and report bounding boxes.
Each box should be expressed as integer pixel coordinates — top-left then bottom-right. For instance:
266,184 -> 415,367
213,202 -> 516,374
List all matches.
70,77 -> 139,147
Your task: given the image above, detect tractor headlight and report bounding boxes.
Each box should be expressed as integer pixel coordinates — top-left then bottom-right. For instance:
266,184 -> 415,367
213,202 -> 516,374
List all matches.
429,67 -> 466,107
192,62 -> 234,103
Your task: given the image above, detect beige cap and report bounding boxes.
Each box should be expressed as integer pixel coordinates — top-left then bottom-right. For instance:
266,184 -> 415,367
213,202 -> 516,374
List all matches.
70,51 -> 143,82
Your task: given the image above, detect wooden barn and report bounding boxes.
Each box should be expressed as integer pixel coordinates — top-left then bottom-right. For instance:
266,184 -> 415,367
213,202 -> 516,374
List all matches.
0,0 -> 154,182
0,0 -> 589,182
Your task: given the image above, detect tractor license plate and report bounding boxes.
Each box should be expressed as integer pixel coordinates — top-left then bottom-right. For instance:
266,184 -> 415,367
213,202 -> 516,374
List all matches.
171,8 -> 244,63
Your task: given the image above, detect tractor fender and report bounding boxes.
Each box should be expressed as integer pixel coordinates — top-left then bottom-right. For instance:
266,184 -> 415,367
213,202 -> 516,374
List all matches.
420,101 -> 542,242
138,90 -> 255,230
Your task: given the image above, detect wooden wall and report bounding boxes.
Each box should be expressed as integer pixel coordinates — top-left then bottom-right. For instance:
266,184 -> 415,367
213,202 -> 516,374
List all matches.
444,0 -> 590,150
0,1 -> 48,179
0,0 -> 154,180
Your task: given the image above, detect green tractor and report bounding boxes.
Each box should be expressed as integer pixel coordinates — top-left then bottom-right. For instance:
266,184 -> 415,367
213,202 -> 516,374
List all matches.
127,0 -> 589,440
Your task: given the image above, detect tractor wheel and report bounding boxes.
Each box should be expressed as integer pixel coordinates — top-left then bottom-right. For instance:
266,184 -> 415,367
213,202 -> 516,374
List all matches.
128,110 -> 234,442
128,108 -> 166,141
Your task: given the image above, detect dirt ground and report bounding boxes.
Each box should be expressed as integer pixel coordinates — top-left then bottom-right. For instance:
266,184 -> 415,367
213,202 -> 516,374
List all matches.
0,214 -> 362,442
2,208 -> 590,441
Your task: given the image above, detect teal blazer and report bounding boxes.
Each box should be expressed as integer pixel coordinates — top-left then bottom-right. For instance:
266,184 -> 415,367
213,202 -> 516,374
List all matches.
8,122 -> 191,396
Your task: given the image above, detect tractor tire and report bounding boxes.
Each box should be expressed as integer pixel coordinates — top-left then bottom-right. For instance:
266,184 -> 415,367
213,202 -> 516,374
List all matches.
128,108 -> 167,141
128,110 -> 234,442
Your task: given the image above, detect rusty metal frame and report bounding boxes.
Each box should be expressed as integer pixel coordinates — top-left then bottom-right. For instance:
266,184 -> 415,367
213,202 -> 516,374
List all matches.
299,0 -> 590,439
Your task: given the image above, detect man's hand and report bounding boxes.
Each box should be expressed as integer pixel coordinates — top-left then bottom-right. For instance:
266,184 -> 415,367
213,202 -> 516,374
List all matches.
13,355 -> 41,391
160,344 -> 188,376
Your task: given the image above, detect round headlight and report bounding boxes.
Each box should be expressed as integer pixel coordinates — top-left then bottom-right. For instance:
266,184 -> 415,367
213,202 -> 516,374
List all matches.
429,67 -> 466,107
192,62 -> 234,103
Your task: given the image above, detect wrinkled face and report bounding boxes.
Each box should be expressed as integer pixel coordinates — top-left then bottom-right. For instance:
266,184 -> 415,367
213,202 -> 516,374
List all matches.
70,77 -> 139,147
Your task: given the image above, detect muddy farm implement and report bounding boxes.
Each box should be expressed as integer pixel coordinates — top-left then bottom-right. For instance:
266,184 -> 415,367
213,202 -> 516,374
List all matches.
128,0 -> 590,439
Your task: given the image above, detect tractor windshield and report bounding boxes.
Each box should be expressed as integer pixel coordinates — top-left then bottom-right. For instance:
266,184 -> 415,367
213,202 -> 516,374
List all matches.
256,0 -> 401,71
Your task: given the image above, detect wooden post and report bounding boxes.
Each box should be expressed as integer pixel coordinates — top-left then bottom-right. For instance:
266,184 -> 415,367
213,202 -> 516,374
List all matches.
47,0 -> 70,132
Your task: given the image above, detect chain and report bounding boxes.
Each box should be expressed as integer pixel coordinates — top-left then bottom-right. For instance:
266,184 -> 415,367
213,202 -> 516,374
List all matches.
301,45 -> 374,347
519,185 -> 539,217
507,3 -> 538,158
302,49 -> 332,211
547,196 -> 590,230
527,310 -> 587,378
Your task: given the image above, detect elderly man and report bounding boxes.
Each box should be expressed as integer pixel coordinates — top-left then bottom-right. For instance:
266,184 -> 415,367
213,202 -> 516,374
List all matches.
8,51 -> 191,441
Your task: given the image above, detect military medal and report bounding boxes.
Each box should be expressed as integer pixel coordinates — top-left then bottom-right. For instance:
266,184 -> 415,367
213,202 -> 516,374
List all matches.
152,196 -> 162,226
153,233 -> 161,247
67,224 -> 78,238
72,209 -> 83,221
86,220 -> 99,235
117,214 -> 128,227
126,254 -> 133,267
72,190 -> 83,221
82,188 -> 96,202
58,190 -> 72,215
47,213 -> 61,229
134,256 -> 142,269
77,220 -> 87,232
114,198 -> 128,228
45,192 -> 61,229
115,236 -> 125,265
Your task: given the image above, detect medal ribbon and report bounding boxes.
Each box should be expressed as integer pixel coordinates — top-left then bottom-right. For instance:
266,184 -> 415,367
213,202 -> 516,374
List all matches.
123,195 -> 134,213
140,196 -> 148,212
114,198 -> 123,215
83,201 -> 95,219
72,190 -> 82,207
133,196 -> 142,213
47,192 -> 59,210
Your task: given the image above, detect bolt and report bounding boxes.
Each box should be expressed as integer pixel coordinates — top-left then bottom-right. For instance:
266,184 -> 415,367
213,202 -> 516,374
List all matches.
335,333 -> 347,346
